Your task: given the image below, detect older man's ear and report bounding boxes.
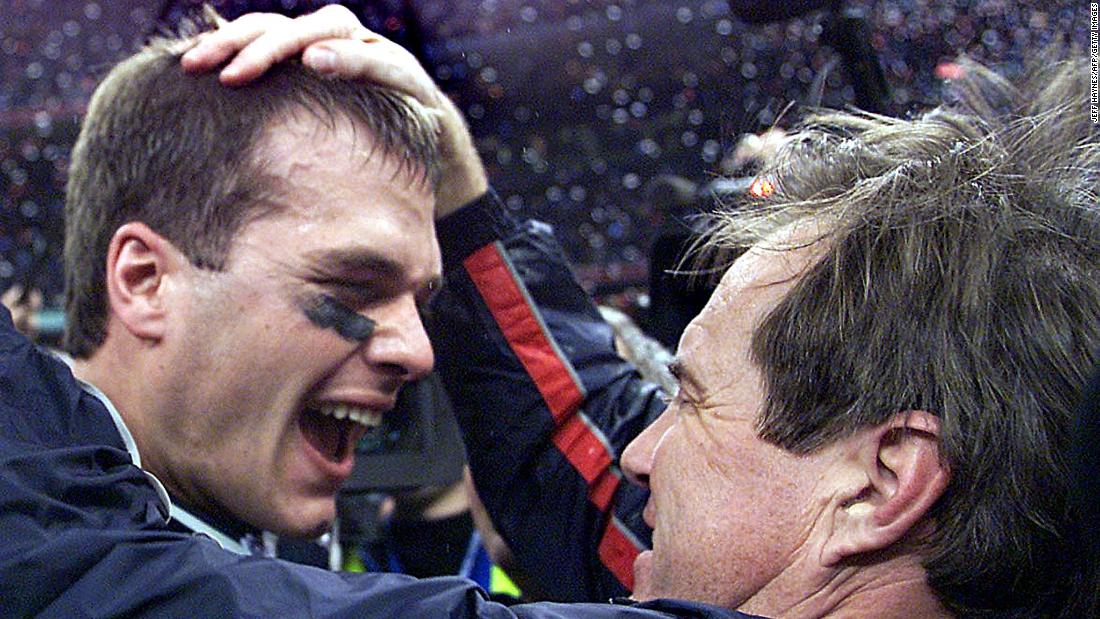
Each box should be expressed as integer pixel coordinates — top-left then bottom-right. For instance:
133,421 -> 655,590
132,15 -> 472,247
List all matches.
821,410 -> 950,566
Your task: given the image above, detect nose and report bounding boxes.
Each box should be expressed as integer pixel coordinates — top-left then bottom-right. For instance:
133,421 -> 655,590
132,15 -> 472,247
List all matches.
621,407 -> 674,489
362,295 -> 434,381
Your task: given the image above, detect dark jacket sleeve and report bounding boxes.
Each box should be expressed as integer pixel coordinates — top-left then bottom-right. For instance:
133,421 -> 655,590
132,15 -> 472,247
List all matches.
0,306 -> 736,619
431,191 -> 669,602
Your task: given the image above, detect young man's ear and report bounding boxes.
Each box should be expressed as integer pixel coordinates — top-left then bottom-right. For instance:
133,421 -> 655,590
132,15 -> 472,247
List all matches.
822,410 -> 950,565
104,222 -> 186,342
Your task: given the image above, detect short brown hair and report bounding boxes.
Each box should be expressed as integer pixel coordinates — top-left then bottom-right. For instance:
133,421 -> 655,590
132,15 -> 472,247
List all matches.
64,27 -> 440,358
703,56 -> 1100,617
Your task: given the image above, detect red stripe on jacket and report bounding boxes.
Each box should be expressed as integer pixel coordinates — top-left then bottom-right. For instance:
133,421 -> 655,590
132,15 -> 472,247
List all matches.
464,243 -> 638,590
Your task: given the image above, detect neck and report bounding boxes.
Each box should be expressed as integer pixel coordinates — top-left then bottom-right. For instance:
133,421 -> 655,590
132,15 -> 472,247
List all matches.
72,352 -> 142,436
71,343 -> 163,483
742,555 -> 952,619
75,349 -> 257,545
171,495 -> 259,543
817,574 -> 950,619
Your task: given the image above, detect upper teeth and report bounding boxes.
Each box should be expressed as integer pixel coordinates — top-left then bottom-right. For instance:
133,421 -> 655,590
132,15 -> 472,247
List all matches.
317,403 -> 382,428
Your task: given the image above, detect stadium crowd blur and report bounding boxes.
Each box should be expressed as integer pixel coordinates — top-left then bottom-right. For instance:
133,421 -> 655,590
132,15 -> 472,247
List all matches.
1,0 -> 1086,341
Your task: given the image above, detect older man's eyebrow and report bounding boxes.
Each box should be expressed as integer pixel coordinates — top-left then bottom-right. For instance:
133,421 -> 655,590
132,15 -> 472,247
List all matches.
667,359 -> 702,390
667,359 -> 683,380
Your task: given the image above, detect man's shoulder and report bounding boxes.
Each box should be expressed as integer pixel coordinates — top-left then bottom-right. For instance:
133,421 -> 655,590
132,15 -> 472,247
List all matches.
0,306 -> 122,451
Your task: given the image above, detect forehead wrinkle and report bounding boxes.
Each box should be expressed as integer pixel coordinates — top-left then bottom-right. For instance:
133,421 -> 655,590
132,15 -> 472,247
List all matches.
683,250 -> 813,407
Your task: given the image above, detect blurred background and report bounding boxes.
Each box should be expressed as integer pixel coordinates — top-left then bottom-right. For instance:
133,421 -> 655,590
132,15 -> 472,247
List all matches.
0,0 -> 1087,330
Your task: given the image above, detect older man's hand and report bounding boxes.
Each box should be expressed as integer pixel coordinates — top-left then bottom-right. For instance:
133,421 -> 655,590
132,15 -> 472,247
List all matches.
181,5 -> 487,218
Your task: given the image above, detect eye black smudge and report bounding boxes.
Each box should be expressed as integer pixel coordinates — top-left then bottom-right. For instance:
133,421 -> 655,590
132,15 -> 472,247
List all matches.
302,294 -> 376,342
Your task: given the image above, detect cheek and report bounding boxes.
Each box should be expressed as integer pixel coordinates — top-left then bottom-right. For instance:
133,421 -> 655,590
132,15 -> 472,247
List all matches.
653,424 -> 728,529
656,422 -> 781,543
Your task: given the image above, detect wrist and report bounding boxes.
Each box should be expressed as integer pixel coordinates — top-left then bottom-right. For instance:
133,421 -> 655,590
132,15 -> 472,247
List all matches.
430,94 -> 488,218
435,169 -> 488,219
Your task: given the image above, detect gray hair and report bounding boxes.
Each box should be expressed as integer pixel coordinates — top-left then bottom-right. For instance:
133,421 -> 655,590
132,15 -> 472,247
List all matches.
700,54 -> 1100,617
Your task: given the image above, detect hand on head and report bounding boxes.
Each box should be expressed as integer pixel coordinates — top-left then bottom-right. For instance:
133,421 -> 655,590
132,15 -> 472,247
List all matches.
181,5 -> 487,217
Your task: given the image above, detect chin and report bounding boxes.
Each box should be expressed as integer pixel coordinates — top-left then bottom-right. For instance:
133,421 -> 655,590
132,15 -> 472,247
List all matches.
273,518 -> 333,540
268,500 -> 336,539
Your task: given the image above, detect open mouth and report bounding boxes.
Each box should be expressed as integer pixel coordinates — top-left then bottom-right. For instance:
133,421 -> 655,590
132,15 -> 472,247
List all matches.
299,403 -> 380,464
